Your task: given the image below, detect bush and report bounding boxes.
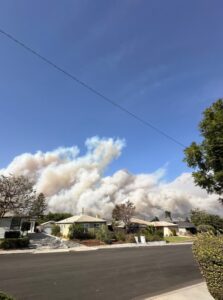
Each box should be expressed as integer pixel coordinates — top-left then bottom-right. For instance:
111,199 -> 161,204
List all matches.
142,226 -> 164,242
193,233 -> 223,300
87,228 -> 96,239
95,225 -> 113,244
0,292 -> 14,300
115,231 -> 126,242
68,224 -> 88,240
172,229 -> 177,236
4,231 -> 20,239
0,237 -> 29,250
125,234 -> 135,243
197,224 -> 216,234
51,225 -> 61,237
145,234 -> 163,242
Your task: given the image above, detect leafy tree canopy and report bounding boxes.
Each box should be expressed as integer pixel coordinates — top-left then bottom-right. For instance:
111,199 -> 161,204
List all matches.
0,175 -> 36,218
40,212 -> 73,223
30,193 -> 47,218
184,99 -> 223,203
112,200 -> 135,229
190,209 -> 223,232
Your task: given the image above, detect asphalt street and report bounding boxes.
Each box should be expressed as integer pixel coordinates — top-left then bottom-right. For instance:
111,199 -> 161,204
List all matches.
0,245 -> 202,300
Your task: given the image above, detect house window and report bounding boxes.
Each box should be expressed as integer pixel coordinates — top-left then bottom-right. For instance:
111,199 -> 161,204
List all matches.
83,223 -> 90,229
10,217 -> 21,230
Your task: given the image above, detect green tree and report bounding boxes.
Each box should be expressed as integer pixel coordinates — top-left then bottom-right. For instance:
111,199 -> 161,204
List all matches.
190,209 -> 223,232
184,99 -> 223,203
30,193 -> 47,218
41,212 -> 72,223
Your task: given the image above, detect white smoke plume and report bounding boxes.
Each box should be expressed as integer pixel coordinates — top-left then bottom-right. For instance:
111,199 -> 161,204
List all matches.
1,136 -> 222,218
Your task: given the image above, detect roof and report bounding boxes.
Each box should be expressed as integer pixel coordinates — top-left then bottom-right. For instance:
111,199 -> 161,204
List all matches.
130,218 -> 153,226
151,221 -> 177,227
112,218 -> 153,228
176,221 -> 196,229
40,221 -> 56,226
56,214 -> 106,224
3,212 -> 30,218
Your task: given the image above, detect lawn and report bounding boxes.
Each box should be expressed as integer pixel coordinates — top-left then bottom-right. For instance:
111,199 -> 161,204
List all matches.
165,236 -> 196,243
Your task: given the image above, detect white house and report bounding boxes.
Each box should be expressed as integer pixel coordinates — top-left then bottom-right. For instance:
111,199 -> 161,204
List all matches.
0,212 -> 36,238
175,221 -> 196,236
39,221 -> 56,235
56,214 -> 106,237
150,221 -> 178,237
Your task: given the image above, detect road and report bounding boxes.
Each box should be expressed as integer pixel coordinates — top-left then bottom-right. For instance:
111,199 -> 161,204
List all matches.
0,245 -> 202,300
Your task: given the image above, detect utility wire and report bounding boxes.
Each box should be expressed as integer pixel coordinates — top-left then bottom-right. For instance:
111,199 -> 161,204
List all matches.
0,28 -> 186,148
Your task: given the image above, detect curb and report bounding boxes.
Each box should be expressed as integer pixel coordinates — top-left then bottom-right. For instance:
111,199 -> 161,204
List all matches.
145,282 -> 213,300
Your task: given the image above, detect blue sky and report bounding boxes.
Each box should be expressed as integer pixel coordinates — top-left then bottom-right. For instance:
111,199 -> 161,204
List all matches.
0,0 -> 223,180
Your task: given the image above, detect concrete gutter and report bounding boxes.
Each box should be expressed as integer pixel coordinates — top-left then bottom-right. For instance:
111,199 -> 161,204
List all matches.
146,282 -> 214,300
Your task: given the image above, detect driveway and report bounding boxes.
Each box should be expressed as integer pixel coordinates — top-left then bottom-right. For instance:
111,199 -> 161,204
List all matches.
0,244 -> 202,300
29,233 -> 80,249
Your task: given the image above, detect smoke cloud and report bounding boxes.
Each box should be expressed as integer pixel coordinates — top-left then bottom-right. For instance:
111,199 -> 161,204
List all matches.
1,136 -> 222,218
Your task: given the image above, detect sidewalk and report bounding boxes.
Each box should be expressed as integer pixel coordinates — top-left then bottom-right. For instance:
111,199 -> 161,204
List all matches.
0,241 -> 193,254
147,282 -> 213,300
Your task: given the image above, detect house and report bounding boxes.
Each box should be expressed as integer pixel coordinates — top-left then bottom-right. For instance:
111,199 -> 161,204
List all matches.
108,217 -> 153,233
39,221 -> 56,235
128,218 -> 153,232
174,221 -> 196,236
151,221 -> 178,237
56,214 -> 106,237
0,213 -> 36,238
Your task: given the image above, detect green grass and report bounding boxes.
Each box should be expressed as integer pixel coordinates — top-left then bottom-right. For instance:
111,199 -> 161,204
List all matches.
165,236 -> 196,243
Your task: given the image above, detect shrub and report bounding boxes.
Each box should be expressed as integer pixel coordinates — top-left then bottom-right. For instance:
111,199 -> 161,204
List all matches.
145,234 -> 163,242
193,233 -> 223,300
95,225 -> 113,244
87,228 -> 96,239
0,237 -> 29,250
142,226 -> 164,238
68,224 -> 86,240
0,292 -> 14,300
4,231 -> 20,239
125,234 -> 135,243
115,231 -> 126,242
142,226 -> 164,241
51,225 -> 61,237
172,229 -> 177,236
197,224 -> 216,234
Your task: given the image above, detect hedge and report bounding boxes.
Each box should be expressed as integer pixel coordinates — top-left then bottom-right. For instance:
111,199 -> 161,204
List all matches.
197,224 -> 216,234
0,237 -> 29,250
68,224 -> 96,240
51,225 -> 61,237
0,292 -> 14,300
0,291 -> 14,300
4,231 -> 20,239
193,233 -> 223,300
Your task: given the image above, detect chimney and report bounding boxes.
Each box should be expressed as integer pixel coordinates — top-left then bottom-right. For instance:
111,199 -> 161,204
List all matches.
81,208 -> 85,215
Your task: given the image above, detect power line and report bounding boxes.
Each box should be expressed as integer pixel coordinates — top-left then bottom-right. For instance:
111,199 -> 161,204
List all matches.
0,28 -> 186,148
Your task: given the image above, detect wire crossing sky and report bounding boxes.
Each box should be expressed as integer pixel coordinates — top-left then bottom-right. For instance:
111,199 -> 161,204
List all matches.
0,28 -> 185,148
